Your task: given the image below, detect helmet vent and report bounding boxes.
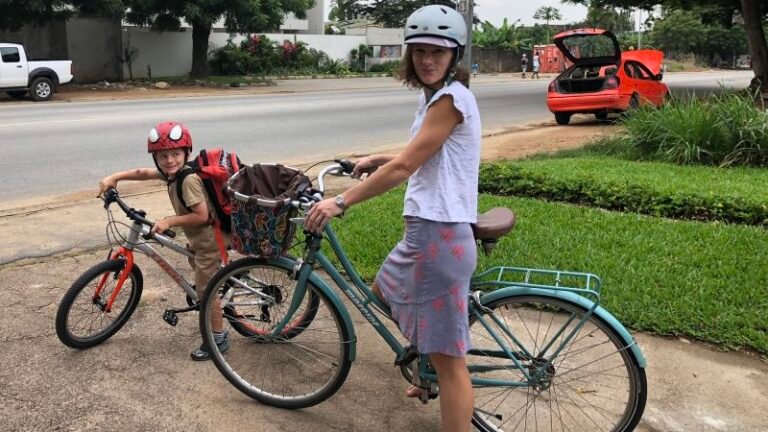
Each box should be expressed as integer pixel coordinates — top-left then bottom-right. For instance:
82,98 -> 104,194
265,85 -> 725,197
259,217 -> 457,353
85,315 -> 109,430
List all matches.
439,7 -> 448,14
438,25 -> 449,30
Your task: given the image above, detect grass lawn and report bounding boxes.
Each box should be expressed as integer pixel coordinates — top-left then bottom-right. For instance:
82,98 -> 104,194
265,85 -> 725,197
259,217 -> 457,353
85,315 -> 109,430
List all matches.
324,189 -> 768,354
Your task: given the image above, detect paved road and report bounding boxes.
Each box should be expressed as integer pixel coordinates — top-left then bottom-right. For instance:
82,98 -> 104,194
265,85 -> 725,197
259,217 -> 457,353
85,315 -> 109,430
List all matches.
0,71 -> 754,203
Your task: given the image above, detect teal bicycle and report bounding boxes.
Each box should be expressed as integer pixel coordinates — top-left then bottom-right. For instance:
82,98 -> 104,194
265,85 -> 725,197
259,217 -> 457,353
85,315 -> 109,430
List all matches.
199,161 -> 647,431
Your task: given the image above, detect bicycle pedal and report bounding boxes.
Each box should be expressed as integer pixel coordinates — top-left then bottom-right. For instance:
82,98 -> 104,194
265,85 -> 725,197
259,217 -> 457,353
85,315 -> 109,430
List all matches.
418,385 -> 440,404
162,309 -> 179,326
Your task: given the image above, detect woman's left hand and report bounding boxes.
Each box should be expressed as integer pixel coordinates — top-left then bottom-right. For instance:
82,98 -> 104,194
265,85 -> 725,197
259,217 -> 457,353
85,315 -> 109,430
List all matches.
305,198 -> 345,234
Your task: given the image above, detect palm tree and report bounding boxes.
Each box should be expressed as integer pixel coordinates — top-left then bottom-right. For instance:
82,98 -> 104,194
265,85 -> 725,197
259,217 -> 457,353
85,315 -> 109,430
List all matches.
533,6 -> 563,43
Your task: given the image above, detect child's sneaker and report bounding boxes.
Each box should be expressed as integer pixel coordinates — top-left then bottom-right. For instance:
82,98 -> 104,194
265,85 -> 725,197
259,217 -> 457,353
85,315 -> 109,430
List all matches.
190,330 -> 229,361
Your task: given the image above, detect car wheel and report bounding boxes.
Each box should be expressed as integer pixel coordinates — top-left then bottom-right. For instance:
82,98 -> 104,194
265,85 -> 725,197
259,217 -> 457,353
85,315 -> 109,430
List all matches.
6,91 -> 27,99
555,113 -> 571,125
30,77 -> 54,102
628,94 -> 640,111
595,112 -> 609,121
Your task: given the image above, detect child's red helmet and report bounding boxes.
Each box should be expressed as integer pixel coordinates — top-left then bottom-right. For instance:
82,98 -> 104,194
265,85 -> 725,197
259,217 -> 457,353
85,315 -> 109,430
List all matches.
147,121 -> 192,153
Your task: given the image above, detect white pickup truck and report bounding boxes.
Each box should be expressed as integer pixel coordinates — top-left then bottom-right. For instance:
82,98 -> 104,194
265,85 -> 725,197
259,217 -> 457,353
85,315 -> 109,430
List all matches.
0,43 -> 73,101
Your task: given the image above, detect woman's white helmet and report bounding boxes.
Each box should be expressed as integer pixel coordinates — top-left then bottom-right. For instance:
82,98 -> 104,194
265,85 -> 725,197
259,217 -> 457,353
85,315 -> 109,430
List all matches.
404,5 -> 467,48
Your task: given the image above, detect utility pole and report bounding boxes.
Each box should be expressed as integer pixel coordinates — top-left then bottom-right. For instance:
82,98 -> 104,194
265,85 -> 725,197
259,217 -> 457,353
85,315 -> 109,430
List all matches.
457,0 -> 474,84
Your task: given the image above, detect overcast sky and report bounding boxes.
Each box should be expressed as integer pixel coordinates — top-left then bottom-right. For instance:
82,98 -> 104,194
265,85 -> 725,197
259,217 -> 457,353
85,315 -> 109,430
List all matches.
323,1 -> 589,27
474,1 -> 588,26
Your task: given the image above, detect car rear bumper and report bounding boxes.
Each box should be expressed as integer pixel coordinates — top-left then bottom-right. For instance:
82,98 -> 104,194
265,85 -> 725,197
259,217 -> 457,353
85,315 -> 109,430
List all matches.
547,92 -> 630,113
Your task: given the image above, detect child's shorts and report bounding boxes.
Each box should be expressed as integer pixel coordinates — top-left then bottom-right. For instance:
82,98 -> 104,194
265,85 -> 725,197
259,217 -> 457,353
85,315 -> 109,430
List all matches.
375,216 -> 477,357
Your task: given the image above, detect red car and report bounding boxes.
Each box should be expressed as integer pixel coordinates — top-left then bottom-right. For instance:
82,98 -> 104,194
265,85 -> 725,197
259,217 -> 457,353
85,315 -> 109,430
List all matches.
546,28 -> 669,125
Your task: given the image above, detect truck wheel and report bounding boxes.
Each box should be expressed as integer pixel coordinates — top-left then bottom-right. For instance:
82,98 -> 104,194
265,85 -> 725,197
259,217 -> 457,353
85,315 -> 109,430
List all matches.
6,91 -> 27,99
30,77 -> 54,101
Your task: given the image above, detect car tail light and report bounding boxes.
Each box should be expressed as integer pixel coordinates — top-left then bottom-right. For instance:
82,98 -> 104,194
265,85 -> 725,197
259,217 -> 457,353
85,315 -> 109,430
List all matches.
603,76 -> 619,89
548,80 -> 557,92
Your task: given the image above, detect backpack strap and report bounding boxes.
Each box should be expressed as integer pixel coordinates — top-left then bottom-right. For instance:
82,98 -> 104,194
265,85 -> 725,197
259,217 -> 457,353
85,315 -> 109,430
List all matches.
174,165 -> 195,211
212,220 -> 229,265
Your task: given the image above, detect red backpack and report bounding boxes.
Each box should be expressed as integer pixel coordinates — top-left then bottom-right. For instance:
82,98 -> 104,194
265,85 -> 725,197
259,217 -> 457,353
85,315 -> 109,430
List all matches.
176,148 -> 241,233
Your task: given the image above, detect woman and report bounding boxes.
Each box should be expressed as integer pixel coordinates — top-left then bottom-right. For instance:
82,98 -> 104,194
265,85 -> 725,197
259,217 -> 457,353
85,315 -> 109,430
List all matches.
305,5 -> 481,431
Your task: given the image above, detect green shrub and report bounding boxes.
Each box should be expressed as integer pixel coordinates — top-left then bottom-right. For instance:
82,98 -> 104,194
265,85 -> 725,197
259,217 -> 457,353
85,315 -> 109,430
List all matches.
209,34 -> 340,76
369,60 -> 400,75
620,91 -> 768,167
479,158 -> 768,226
319,58 -> 349,75
210,42 -> 255,75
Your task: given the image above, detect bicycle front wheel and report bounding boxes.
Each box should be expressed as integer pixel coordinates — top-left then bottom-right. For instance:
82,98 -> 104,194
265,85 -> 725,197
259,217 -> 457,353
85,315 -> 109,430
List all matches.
55,259 -> 143,349
200,257 -> 353,409
469,294 -> 647,432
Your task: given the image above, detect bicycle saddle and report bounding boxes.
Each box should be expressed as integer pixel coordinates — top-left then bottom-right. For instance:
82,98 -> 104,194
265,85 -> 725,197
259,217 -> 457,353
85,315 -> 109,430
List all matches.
472,207 -> 516,241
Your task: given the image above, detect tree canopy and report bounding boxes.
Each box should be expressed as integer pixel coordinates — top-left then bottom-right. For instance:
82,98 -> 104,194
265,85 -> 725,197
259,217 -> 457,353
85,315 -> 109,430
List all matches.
473,18 -> 531,51
533,6 -> 562,42
330,0 -> 458,28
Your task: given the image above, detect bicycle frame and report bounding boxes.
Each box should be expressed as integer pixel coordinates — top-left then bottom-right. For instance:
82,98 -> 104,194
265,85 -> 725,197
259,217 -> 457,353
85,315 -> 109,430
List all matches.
266,220 -> 645,392
97,219 -> 197,312
247,161 -> 645,396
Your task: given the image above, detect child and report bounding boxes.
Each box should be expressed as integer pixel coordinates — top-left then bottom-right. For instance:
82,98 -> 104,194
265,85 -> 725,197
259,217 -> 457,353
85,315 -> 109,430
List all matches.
98,121 -> 229,361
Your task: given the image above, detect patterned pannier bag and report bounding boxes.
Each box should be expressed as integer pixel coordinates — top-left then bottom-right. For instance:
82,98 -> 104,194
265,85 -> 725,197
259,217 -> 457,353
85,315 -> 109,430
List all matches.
226,164 -> 311,258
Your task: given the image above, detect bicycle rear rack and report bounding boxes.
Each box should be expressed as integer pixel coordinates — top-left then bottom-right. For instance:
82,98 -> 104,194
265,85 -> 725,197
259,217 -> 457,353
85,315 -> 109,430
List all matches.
472,266 -> 602,302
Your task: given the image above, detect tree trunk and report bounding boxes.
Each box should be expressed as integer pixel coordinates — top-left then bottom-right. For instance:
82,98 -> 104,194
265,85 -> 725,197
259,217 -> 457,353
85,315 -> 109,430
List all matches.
190,23 -> 211,78
740,0 -> 768,94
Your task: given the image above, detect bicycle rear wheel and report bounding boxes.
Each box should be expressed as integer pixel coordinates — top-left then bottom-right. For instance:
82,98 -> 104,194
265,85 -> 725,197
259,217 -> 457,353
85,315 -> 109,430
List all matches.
55,259 -> 143,349
469,294 -> 646,432
200,257 -> 352,409
218,259 -> 320,340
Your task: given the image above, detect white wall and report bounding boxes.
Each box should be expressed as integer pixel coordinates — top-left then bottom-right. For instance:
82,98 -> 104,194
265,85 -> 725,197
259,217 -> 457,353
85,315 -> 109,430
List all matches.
347,27 -> 404,46
122,28 -> 366,78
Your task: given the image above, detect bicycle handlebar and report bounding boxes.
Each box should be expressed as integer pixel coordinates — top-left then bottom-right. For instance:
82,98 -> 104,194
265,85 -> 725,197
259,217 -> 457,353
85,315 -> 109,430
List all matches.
290,159 -> 368,211
101,188 -> 177,238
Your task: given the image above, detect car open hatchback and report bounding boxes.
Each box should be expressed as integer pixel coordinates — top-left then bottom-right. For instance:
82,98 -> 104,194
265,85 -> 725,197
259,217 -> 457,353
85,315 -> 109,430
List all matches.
546,28 -> 669,125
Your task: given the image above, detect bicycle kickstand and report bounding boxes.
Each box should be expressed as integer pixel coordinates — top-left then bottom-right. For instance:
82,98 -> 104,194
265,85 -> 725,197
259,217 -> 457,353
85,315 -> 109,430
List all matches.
162,303 -> 199,327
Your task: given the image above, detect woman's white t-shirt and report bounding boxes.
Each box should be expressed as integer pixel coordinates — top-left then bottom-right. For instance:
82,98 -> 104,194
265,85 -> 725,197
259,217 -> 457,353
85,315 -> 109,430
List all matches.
403,81 -> 482,223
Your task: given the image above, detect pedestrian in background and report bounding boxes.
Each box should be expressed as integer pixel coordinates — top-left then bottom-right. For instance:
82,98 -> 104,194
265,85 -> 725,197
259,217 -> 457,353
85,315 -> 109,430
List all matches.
521,53 -> 528,79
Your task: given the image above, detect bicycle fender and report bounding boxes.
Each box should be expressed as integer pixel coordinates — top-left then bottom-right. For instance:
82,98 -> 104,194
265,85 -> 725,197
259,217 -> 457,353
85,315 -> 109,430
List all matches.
268,256 -> 357,362
480,287 -> 647,368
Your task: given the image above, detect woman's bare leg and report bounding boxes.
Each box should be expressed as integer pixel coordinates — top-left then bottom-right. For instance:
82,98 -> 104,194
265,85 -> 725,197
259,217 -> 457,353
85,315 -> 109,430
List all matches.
430,353 -> 473,432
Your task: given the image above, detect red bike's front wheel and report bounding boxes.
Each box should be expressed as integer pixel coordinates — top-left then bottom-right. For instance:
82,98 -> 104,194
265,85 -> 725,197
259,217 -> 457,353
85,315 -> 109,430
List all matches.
55,259 -> 143,349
